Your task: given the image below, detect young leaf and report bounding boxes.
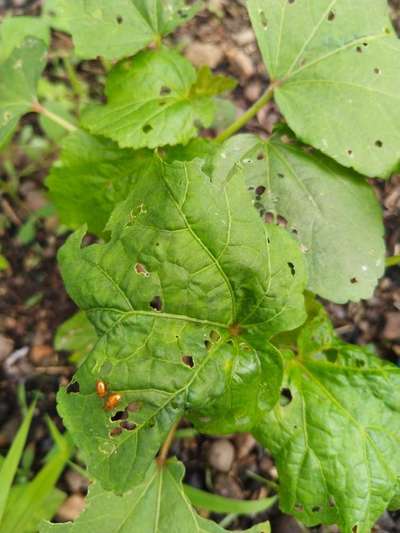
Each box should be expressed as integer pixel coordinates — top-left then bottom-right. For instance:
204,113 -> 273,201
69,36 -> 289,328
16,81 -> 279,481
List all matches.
57,158 -> 306,492
46,131 -> 158,235
255,343 -> 400,533
55,0 -> 203,60
0,37 -> 47,148
40,460 -> 270,532
81,48 -> 236,149
247,0 -> 400,178
211,132 -> 385,303
0,16 -> 50,63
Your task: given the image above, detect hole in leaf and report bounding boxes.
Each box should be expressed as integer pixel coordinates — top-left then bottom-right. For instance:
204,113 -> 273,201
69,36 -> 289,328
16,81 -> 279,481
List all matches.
287,262 -> 296,276
278,215 -> 288,228
375,140 -> 383,147
127,401 -> 142,413
291,227 -> 298,235
204,339 -> 211,350
355,359 -> 365,367
350,277 -> 358,284
347,149 -> 353,156
277,172 -> 285,178
356,46 -> 362,53
352,526 -> 359,533
111,410 -> 128,421
110,427 -> 123,437
256,185 -> 266,196
116,15 -> 123,24
210,330 -> 221,343
150,295 -> 162,311
327,10 -> 335,21
135,262 -> 150,277
362,42 -> 368,47
288,0 -> 295,4
374,67 -> 381,74
257,151 -> 265,160
67,381 -> 80,394
265,212 -> 274,224
182,355 -> 194,368
294,503 -> 304,512
259,10 -> 268,28
120,420 -> 137,431
312,506 -> 321,513
280,388 -> 293,406
143,124 -> 153,134
160,86 -> 171,96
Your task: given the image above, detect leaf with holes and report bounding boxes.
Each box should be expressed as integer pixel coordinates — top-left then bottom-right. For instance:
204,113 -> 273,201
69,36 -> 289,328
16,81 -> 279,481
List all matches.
57,157 -> 307,492
81,48 -> 236,149
40,460 -> 270,533
255,338 -> 400,533
210,131 -> 385,303
0,37 -> 47,148
55,0 -> 203,60
248,0 -> 400,178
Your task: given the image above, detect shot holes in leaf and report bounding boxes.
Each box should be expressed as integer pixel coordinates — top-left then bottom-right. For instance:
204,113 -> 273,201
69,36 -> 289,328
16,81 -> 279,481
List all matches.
287,262 -> 296,276
120,420 -> 137,431
181,355 -> 194,368
143,124 -> 153,134
279,388 -> 293,406
67,381 -> 80,394
127,401 -> 142,413
110,427 -> 123,437
111,410 -> 128,422
150,295 -> 162,311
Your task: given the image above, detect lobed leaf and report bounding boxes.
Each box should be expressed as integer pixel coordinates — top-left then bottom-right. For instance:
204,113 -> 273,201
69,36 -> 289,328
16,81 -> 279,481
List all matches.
210,132 -> 385,303
81,48 -> 236,149
40,460 -> 270,532
255,324 -> 400,533
247,0 -> 400,178
0,37 -> 47,148
54,0 -> 203,60
57,157 -> 307,492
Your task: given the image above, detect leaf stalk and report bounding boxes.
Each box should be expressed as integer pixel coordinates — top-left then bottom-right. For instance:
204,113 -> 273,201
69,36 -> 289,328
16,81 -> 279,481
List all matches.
157,420 -> 179,467
31,101 -> 77,133
216,81 -> 278,143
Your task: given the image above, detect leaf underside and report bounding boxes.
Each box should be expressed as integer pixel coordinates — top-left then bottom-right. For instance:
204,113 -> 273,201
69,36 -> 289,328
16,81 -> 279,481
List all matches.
39,460 -> 270,533
211,132 -> 385,303
248,0 -> 400,178
57,156 -> 307,492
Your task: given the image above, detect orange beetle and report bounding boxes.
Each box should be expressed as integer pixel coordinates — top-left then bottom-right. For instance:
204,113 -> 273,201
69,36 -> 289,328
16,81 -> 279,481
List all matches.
105,393 -> 122,411
96,380 -> 108,399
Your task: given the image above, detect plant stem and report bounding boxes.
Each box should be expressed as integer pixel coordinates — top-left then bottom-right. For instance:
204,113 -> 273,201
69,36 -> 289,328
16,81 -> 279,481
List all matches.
216,82 -> 278,143
31,101 -> 77,133
157,420 -> 179,467
63,57 -> 86,99
386,255 -> 400,267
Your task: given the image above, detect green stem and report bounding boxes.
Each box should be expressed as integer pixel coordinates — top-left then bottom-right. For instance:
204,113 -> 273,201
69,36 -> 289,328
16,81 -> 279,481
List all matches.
63,57 -> 86,98
32,101 -> 77,133
386,255 -> 400,267
216,82 -> 277,143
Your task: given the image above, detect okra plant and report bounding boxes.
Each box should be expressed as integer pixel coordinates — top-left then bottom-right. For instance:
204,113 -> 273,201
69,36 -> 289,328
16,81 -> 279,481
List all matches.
2,1 -> 400,531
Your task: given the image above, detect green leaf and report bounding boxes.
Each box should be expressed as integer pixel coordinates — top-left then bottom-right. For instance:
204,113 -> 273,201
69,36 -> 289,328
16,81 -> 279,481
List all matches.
42,0 -> 71,33
255,343 -> 400,533
57,157 -> 307,492
81,48 -> 236,149
0,37 -> 47,148
40,460 -> 270,533
0,254 -> 10,271
54,0 -> 203,60
0,402 -> 36,524
46,131 -> 158,235
55,311 -> 97,364
211,132 -> 385,303
0,16 -> 50,63
184,484 -> 277,515
247,0 -> 400,178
